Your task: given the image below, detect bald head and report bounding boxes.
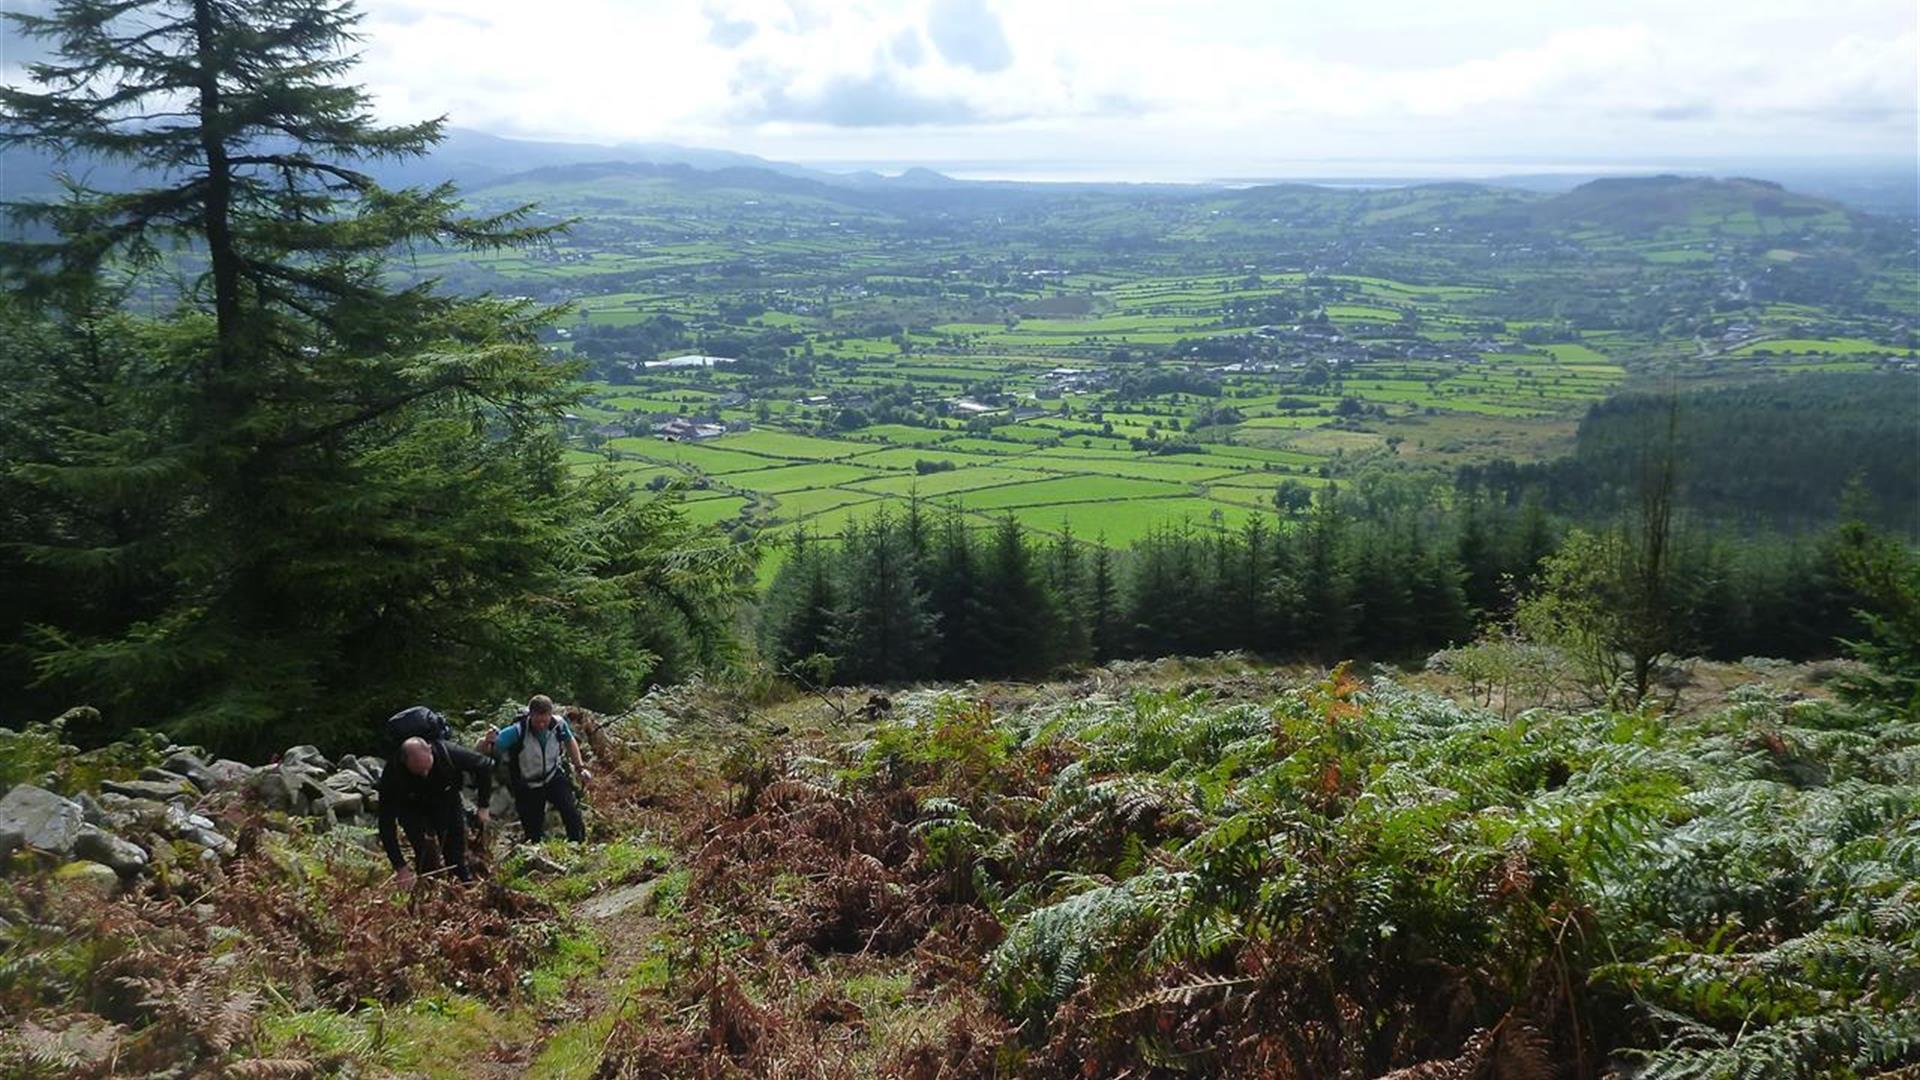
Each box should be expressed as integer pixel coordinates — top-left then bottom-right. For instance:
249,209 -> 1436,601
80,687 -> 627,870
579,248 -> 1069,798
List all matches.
401,737 -> 434,777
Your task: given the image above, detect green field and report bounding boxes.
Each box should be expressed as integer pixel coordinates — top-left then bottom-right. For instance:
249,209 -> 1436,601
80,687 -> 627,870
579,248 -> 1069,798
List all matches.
460,166 -> 1907,558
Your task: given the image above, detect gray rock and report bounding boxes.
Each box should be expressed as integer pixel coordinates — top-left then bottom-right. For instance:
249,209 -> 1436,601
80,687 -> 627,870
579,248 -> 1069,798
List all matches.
54,860 -> 122,902
100,778 -> 195,803
324,770 -> 374,796
281,745 -> 332,771
160,752 -> 216,791
204,759 -> 254,791
97,794 -> 170,825
577,878 -> 662,920
251,766 -> 295,811
75,792 -> 118,829
290,768 -> 331,815
0,784 -> 85,855
0,824 -> 23,861
74,824 -> 148,875
252,764 -> 328,814
181,826 -> 236,857
319,790 -> 363,822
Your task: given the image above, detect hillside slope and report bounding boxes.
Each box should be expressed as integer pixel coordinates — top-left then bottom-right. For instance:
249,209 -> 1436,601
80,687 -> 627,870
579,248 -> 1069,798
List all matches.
3,656 -> 1915,1078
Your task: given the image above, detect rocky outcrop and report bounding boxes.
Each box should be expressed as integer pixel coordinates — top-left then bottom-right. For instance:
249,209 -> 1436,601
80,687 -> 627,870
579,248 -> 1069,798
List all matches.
4,733 -> 520,889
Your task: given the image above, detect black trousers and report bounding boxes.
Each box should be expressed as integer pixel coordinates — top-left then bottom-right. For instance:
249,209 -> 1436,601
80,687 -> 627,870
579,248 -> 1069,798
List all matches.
514,774 -> 585,843
398,796 -> 471,881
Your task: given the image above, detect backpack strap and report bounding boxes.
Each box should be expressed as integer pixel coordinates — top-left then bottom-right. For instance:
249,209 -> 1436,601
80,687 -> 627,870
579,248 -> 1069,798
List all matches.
503,721 -> 533,792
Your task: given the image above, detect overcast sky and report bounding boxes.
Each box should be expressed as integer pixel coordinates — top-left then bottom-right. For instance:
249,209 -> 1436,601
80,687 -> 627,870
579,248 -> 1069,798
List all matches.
10,0 -> 1918,179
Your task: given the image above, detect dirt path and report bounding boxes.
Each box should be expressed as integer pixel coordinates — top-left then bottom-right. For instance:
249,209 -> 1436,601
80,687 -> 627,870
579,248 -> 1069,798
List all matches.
475,877 -> 665,1077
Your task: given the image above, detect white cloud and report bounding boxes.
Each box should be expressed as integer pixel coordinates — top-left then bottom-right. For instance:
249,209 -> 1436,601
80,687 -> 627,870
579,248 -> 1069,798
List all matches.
337,0 -> 1915,170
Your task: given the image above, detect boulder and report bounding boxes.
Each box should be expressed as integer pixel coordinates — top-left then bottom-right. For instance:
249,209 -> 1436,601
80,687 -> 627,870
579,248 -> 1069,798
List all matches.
281,745 -> 332,771
319,790 -> 363,822
162,803 -> 213,834
100,778 -> 196,803
251,766 -> 295,811
0,824 -> 23,861
74,792 -> 118,829
252,764 -> 329,814
74,824 -> 148,875
204,759 -> 254,791
289,768 -> 332,815
0,784 -> 84,855
324,770 -> 374,796
180,825 -> 236,857
96,794 -> 171,826
159,752 -> 217,791
53,860 -> 122,902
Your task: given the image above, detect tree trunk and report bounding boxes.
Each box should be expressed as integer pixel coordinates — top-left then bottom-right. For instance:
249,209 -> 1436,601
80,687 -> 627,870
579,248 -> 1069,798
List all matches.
191,0 -> 239,373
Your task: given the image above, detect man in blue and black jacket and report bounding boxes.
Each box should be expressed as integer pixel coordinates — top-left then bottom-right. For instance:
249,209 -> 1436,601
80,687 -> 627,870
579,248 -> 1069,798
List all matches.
484,694 -> 591,843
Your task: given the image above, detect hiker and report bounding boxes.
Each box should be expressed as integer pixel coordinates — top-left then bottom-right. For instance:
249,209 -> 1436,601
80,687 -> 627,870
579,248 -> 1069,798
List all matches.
377,723 -> 495,886
484,694 -> 591,843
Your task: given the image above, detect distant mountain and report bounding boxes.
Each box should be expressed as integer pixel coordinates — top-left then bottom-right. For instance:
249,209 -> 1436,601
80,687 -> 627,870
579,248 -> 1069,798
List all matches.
0,127 -> 846,196
1,129 -> 1891,235
392,129 -> 846,188
1523,175 -> 1855,231
467,159 -> 848,202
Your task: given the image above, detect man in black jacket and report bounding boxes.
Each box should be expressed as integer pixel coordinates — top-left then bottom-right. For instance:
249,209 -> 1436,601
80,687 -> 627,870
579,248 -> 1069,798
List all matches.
378,736 -> 494,886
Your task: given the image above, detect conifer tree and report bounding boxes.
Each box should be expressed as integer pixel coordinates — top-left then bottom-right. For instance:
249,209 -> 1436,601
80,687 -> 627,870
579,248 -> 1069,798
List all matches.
0,0 -> 747,748
830,513 -> 938,683
979,516 -> 1060,677
925,511 -> 993,679
1046,525 -> 1092,669
1086,538 -> 1121,662
758,531 -> 842,676
1296,496 -> 1352,661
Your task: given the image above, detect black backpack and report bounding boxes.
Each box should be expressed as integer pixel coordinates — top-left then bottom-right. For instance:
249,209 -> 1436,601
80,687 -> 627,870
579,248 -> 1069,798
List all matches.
386,705 -> 451,752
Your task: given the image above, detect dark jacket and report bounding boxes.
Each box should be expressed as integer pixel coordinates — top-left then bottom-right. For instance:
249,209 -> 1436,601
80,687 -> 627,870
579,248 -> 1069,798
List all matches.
377,740 -> 494,870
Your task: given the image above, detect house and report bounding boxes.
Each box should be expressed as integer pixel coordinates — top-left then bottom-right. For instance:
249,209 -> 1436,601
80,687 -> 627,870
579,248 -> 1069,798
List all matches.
644,354 -> 738,370
949,398 -> 1004,416
657,418 -> 726,441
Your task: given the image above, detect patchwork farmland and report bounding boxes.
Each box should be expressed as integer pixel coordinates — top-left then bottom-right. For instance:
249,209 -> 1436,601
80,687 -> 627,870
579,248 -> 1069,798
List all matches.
419,168 -> 1916,554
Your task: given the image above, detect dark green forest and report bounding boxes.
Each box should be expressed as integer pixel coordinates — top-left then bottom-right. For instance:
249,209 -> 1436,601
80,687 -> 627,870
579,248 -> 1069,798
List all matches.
758,485 -> 1882,689
1458,372 -> 1920,533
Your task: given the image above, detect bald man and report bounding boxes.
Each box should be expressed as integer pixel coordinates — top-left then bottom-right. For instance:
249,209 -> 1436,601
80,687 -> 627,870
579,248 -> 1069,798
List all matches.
377,734 -> 495,886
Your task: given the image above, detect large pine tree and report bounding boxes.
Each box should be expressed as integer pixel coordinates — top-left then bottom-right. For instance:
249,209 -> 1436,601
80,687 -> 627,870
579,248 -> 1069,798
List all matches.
0,0 -> 747,750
